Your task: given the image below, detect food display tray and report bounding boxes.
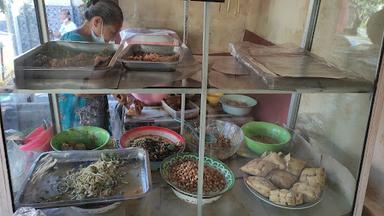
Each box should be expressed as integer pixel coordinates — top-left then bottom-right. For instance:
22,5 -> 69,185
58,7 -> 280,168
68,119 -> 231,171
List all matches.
119,44 -> 183,71
244,177 -> 324,210
161,98 -> 200,120
15,148 -> 151,209
14,41 -> 118,80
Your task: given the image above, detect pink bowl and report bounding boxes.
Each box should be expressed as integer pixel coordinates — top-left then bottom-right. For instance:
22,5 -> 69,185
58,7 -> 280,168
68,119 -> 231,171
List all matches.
119,126 -> 185,149
131,93 -> 169,105
20,127 -> 53,152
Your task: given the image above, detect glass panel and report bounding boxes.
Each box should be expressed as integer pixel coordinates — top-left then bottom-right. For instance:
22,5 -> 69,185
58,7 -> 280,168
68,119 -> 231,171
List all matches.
0,0 -> 40,82
3,1 -> 381,215
1,93 -> 51,198
312,0 -> 384,82
120,0 -> 201,90
3,93 -> 201,214
206,0 -> 382,92
199,92 -> 372,216
204,0 -> 381,215
45,0 -> 83,41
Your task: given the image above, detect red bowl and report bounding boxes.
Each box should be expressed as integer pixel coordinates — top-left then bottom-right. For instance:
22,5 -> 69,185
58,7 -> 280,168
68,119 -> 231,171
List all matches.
131,93 -> 169,105
119,126 -> 185,150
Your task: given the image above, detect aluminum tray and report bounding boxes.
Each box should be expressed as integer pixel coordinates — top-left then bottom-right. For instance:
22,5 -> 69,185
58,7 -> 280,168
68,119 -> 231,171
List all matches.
119,44 -> 182,71
14,41 -> 118,80
244,177 -> 324,210
15,148 -> 151,209
161,98 -> 200,120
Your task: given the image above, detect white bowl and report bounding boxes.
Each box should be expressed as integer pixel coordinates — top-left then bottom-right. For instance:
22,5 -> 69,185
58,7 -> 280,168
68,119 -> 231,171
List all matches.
171,188 -> 222,205
220,95 -> 257,116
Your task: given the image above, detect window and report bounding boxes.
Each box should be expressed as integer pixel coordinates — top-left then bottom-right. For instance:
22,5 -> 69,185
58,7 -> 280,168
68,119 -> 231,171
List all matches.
45,0 -> 84,41
0,0 -> 41,82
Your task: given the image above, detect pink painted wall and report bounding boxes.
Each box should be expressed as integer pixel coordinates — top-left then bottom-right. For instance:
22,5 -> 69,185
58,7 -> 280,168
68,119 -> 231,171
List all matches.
250,94 -> 291,126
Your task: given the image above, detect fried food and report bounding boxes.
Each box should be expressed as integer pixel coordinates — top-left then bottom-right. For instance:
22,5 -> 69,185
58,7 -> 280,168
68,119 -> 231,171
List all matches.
284,154 -> 307,176
262,152 -> 286,169
246,176 -> 277,197
291,182 -> 321,203
241,152 -> 326,206
114,94 -> 144,116
125,52 -> 179,62
269,189 -> 304,206
300,168 -> 326,187
267,170 -> 297,189
241,159 -> 278,177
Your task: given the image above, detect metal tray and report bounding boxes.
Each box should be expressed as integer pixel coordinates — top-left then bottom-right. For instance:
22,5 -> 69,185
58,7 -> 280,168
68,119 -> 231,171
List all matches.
15,148 -> 151,209
161,97 -> 200,120
244,178 -> 323,210
14,41 -> 118,79
119,44 -> 182,71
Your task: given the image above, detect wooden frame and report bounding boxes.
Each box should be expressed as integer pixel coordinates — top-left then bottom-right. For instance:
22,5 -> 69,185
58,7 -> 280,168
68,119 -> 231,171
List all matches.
0,0 -> 382,215
0,119 -> 13,216
353,51 -> 384,215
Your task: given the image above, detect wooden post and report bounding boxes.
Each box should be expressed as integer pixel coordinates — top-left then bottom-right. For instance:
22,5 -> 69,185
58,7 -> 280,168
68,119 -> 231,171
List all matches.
354,55 -> 384,215
0,118 -> 13,215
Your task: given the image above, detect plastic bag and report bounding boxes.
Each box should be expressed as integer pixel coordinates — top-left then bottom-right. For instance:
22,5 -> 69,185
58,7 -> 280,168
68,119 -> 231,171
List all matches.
13,208 -> 46,216
229,42 -> 360,87
120,28 -> 181,46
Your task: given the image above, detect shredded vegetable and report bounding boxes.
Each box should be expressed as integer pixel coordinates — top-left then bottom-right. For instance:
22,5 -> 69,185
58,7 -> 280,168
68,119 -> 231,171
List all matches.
57,153 -> 125,200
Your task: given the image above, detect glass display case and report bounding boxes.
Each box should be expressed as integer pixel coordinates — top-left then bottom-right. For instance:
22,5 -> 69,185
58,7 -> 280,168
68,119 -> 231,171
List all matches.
0,0 -> 383,215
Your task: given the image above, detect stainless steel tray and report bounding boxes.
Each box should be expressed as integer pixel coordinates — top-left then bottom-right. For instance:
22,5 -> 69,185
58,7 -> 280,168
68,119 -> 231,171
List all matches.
16,148 -> 151,209
14,41 -> 118,79
119,44 -> 182,71
244,177 -> 323,210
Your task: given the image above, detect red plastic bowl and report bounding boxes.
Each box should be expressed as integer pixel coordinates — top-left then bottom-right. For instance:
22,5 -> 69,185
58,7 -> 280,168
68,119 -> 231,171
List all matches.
20,127 -> 53,152
119,126 -> 185,150
131,93 -> 169,105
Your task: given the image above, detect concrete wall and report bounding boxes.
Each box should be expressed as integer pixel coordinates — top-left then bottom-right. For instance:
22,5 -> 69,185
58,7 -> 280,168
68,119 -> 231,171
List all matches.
245,0 -> 309,46
120,0 -> 308,53
121,0 -> 248,53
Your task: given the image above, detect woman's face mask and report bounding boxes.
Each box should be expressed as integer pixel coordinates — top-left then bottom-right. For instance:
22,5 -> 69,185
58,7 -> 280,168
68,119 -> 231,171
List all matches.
91,20 -> 105,43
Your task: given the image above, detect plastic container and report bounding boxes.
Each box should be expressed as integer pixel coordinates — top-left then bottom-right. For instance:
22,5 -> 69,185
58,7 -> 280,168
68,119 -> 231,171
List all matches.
186,120 -> 244,160
51,126 -> 110,151
161,96 -> 200,119
220,95 -> 257,116
207,93 -> 224,105
20,127 -> 53,152
119,126 -> 185,170
131,93 -> 169,105
241,121 -> 291,155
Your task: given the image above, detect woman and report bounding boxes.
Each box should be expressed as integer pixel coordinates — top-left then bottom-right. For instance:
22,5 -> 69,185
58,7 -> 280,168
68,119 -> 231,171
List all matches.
59,0 -> 123,131
54,9 -> 77,39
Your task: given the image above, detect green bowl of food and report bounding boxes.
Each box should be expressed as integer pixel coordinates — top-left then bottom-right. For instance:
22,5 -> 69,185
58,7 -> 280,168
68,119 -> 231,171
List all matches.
51,126 -> 110,151
241,121 -> 291,155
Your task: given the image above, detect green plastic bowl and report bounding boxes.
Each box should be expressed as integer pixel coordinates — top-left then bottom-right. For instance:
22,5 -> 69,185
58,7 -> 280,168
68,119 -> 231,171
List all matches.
51,126 -> 110,151
241,121 -> 291,155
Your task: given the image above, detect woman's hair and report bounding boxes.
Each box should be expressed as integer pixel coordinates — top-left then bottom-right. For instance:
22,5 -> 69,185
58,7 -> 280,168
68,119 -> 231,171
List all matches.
60,9 -> 71,21
84,0 -> 123,25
